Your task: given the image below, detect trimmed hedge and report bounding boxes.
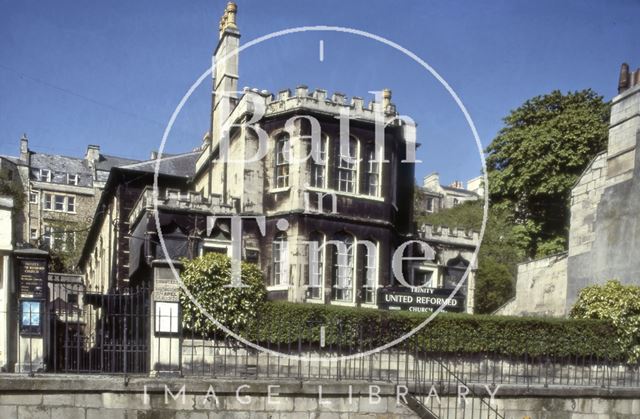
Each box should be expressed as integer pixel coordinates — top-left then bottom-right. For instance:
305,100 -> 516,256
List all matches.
240,301 -> 622,359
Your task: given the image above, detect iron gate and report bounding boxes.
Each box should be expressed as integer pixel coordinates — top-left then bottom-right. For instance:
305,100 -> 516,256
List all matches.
46,275 -> 150,374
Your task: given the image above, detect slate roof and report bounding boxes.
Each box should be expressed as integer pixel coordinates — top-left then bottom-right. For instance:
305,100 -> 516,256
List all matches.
119,152 -> 199,178
25,152 -> 139,188
95,154 -> 139,171
0,155 -> 20,165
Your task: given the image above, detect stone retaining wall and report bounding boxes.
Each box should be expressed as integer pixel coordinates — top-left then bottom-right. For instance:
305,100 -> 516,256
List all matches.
0,375 -> 638,418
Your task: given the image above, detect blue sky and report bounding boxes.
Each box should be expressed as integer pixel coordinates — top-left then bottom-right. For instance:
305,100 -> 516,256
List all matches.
1,0 -> 638,185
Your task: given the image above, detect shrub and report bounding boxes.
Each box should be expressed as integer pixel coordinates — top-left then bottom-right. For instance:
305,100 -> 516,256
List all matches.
249,301 -> 621,358
570,280 -> 640,362
180,252 -> 267,334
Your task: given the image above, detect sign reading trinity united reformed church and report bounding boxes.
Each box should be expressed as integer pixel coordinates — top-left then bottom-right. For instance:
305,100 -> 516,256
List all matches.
378,287 -> 465,313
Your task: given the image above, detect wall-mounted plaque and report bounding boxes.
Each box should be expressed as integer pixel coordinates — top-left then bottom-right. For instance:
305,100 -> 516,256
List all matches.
18,258 -> 47,299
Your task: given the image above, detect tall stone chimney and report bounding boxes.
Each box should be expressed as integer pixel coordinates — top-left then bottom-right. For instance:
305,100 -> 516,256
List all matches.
211,2 -> 240,148
19,134 -> 29,163
85,144 -> 100,167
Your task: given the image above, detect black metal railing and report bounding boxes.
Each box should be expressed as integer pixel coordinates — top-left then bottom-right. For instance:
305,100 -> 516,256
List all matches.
36,280 -> 151,374
176,317 -> 639,389
34,289 -> 640,418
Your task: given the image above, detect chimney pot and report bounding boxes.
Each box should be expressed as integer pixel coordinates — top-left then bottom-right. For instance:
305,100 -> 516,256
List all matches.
219,2 -> 238,35
85,144 -> 100,166
618,63 -> 630,93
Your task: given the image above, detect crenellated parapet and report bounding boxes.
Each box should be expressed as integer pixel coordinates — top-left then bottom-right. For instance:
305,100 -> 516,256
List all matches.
260,85 -> 400,123
419,223 -> 480,247
128,187 -> 236,227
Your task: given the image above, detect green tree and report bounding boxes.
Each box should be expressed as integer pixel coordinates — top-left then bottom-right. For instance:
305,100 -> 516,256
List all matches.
45,220 -> 89,273
179,252 -> 267,334
415,199 -> 483,231
474,206 -> 525,313
486,89 -> 609,257
570,280 -> 640,362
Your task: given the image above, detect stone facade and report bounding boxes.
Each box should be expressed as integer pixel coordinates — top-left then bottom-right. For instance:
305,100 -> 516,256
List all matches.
417,224 -> 479,313
78,153 -> 198,289
417,172 -> 482,215
495,253 -> 568,317
0,136 -> 137,271
79,2 -> 478,313
0,196 -> 14,371
566,76 -> 640,308
0,376 -> 417,419
568,152 -> 608,259
497,63 -> 640,317
0,375 -> 637,419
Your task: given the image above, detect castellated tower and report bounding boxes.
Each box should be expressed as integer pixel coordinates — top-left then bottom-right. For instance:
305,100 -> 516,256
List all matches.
188,2 -> 422,306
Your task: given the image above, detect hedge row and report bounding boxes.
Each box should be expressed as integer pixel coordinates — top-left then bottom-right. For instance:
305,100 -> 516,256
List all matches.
236,301 -> 622,359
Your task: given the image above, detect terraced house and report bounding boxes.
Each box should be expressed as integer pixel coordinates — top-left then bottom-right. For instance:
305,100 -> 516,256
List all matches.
0,135 -> 138,269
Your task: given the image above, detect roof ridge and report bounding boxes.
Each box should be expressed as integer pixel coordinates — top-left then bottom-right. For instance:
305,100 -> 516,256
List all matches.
120,151 -> 200,168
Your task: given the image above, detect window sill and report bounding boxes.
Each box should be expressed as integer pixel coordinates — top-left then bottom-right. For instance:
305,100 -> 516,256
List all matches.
267,285 -> 291,292
43,209 -> 76,214
329,300 -> 355,307
306,187 -> 385,202
360,303 -> 378,309
305,298 -> 325,305
269,187 -> 291,193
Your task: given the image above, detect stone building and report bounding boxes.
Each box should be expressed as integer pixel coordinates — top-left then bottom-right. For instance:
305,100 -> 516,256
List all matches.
417,172 -> 482,215
79,3 -> 477,313
0,136 -> 137,268
78,152 -> 199,290
496,62 -> 640,317
0,196 -> 14,371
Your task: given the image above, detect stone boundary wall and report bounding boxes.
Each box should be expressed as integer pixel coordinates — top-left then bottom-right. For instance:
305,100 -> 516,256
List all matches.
0,375 -> 638,418
494,253 -> 568,317
569,151 -> 608,258
0,375 -> 415,419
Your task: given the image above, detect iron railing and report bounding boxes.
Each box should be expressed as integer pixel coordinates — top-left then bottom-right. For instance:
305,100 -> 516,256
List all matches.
30,286 -> 640,418
22,280 -> 152,374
